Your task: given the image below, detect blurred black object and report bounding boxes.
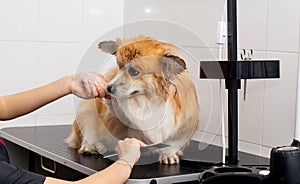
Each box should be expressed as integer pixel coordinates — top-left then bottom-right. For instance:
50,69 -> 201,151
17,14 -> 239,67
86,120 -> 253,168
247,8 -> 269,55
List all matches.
198,167 -> 270,184
290,139 -> 300,147
270,146 -> 300,184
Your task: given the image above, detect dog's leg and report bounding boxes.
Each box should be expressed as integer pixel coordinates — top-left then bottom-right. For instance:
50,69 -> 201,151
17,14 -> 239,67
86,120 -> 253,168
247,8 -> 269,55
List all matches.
78,139 -> 98,154
94,142 -> 108,154
159,153 -> 180,164
79,141 -> 109,155
158,145 -> 183,164
158,137 -> 190,164
65,121 -> 82,149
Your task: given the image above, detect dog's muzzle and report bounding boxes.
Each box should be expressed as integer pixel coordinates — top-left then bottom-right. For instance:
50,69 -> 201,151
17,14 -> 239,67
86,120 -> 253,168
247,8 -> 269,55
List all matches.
107,84 -> 116,94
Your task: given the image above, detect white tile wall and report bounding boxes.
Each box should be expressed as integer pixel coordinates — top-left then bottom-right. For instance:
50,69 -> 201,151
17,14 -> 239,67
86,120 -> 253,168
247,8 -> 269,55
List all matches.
186,0 -> 227,48
238,0 -> 268,50
82,0 -> 124,42
0,0 -> 39,41
262,52 -> 298,147
38,0 -> 83,42
124,0 -> 188,26
0,42 -> 37,95
238,51 -> 266,145
267,0 -> 300,52
239,141 -> 261,156
0,0 -> 124,129
36,42 -> 82,85
260,145 -> 273,158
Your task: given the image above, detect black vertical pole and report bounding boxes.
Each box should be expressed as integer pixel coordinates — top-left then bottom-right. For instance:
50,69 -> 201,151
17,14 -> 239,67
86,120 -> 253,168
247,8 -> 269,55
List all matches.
226,0 -> 240,165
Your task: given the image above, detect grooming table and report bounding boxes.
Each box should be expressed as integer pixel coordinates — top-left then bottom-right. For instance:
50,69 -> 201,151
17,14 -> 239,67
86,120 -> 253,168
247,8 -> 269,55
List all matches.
0,125 -> 269,183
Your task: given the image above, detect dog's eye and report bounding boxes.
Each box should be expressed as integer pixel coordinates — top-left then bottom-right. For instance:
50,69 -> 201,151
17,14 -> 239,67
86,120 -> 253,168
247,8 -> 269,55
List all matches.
128,67 -> 139,76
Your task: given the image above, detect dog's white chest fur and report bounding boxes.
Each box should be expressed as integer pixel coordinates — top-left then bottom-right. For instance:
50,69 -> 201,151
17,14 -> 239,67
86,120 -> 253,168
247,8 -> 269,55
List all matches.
112,95 -> 176,143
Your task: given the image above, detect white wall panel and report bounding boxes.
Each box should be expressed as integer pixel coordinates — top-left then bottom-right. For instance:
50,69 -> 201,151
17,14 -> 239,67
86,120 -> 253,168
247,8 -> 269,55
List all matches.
238,0 -> 268,50
262,52 -> 298,147
38,0 -> 83,42
0,0 -> 39,41
83,0 -> 124,42
267,0 -> 300,52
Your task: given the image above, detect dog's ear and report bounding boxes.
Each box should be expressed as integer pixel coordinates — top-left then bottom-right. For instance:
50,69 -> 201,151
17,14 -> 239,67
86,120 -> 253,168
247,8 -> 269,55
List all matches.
160,55 -> 186,81
98,41 -> 118,55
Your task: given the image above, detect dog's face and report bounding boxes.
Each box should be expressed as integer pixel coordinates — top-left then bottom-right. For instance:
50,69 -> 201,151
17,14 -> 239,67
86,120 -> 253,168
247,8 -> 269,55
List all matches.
99,36 -> 186,99
106,55 -> 185,98
107,57 -> 158,98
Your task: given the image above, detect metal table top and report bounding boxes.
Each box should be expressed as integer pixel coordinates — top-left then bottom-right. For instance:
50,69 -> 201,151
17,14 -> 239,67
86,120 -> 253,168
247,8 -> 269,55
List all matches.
0,125 -> 269,184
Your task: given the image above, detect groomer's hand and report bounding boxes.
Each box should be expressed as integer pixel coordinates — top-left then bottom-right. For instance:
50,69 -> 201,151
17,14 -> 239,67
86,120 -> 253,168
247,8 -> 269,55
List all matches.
115,138 -> 147,168
69,72 -> 110,99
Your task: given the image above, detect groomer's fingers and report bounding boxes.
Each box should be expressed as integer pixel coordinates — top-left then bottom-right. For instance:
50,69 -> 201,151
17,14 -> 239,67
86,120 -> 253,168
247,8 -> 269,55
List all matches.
138,140 -> 147,147
83,79 -> 92,98
71,72 -> 110,99
123,138 -> 147,147
115,138 -> 147,166
94,74 -> 109,98
98,88 -> 106,98
95,82 -> 107,98
89,80 -> 98,98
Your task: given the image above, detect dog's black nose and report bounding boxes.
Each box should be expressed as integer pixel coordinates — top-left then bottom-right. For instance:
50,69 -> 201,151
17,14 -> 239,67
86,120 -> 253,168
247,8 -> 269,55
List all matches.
107,84 -> 115,94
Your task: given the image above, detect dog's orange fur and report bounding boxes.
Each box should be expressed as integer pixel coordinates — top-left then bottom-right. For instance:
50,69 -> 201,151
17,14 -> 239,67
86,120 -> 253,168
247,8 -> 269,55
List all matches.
66,35 -> 199,164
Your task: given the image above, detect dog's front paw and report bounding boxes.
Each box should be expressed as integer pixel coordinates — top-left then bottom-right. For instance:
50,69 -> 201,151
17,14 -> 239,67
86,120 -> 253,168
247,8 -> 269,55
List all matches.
94,142 -> 108,154
78,143 -> 97,154
159,153 -> 180,164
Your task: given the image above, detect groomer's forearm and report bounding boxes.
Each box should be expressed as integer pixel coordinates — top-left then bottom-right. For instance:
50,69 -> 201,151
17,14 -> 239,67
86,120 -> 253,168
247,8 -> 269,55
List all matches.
44,162 -> 131,184
75,162 -> 131,184
0,76 -> 72,120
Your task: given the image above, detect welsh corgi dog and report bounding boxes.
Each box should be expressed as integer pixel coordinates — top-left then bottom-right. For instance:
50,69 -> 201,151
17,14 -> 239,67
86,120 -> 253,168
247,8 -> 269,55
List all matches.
66,35 -> 199,164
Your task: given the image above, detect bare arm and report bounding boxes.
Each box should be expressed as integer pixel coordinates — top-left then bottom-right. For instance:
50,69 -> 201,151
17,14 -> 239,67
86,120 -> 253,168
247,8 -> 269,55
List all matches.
44,162 -> 131,184
0,76 -> 72,120
0,72 -> 108,120
44,138 -> 146,184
